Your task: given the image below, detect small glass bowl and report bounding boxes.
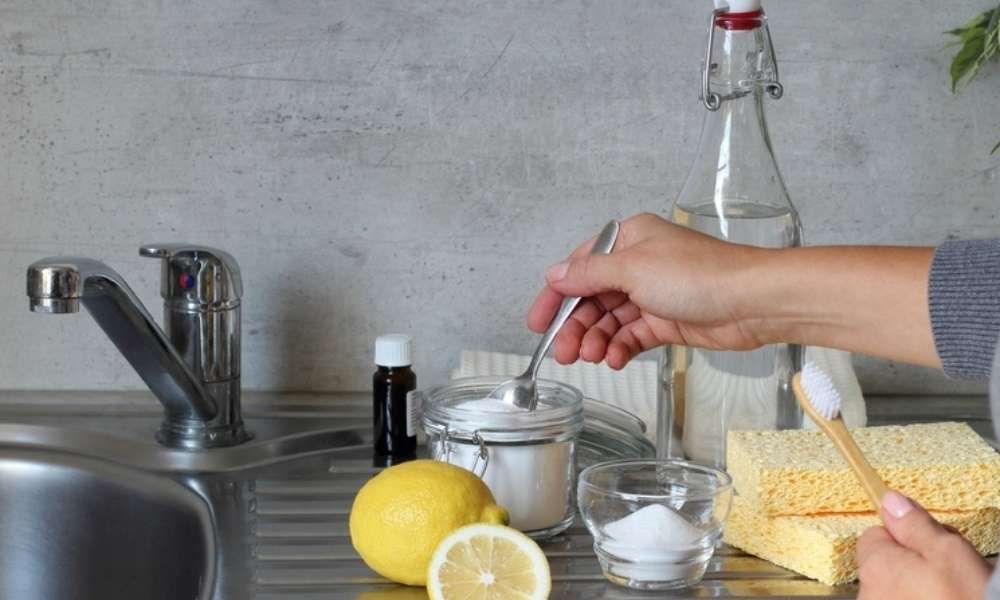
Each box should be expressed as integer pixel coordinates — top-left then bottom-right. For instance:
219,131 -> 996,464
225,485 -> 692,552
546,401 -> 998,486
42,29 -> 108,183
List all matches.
577,459 -> 733,590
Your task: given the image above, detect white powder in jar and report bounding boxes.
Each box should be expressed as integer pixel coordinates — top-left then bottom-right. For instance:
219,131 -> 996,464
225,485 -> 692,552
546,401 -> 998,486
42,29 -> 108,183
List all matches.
437,398 -> 574,534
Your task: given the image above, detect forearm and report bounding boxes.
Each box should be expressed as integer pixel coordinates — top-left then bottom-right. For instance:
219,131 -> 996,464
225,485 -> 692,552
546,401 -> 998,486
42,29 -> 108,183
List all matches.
744,245 -> 940,368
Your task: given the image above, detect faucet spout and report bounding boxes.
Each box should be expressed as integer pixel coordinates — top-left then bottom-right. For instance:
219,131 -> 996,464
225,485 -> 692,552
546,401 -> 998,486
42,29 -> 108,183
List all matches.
27,258 -> 218,423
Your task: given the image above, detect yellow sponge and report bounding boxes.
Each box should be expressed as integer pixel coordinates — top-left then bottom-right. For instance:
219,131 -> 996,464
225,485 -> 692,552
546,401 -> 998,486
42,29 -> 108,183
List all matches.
724,496 -> 1000,585
727,422 -> 1000,515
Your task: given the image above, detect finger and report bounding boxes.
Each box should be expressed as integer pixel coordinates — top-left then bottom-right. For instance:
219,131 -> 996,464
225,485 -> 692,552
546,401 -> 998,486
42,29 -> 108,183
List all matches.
533,287 -> 623,339
565,297 -> 609,331
547,294 -> 630,359
604,319 -> 669,369
548,299 -> 607,362
880,490 -> 951,556
545,254 -> 627,298
856,526 -> 898,567
586,299 -> 647,367
552,316 -> 587,364
606,298 -> 642,326
605,327 -> 644,370
527,286 -> 565,333
856,525 -> 920,594
580,312 -> 621,363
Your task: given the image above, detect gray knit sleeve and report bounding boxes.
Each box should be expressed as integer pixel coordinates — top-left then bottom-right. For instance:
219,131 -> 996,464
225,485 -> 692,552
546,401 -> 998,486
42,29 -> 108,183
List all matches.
928,239 -> 1000,380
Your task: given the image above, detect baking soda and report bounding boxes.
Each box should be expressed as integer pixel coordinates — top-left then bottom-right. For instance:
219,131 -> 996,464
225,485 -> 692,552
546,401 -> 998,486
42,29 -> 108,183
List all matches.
601,504 -> 712,582
439,398 -> 574,534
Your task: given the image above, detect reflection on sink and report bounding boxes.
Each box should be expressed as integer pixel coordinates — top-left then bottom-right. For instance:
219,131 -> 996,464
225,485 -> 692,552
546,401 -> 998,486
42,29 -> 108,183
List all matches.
0,412 -> 370,600
0,449 -> 214,600
0,423 -> 366,474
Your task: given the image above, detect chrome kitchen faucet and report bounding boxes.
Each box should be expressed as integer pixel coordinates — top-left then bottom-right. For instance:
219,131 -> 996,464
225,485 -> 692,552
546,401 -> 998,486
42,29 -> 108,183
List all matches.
26,244 -> 251,449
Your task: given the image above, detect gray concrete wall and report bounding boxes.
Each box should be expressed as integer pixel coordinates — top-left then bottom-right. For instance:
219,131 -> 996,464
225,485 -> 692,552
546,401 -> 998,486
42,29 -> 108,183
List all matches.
1,1 -> 997,394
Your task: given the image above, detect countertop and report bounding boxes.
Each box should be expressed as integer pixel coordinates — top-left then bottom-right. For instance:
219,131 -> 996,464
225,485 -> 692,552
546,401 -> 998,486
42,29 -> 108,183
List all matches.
0,391 -> 992,599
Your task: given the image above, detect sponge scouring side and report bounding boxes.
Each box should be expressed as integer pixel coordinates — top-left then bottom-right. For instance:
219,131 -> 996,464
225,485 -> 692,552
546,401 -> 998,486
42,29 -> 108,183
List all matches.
727,422 -> 1000,515
724,496 -> 1000,585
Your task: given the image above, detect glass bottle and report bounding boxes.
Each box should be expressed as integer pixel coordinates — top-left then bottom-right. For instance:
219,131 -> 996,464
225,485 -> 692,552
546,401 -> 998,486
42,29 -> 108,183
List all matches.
657,3 -> 803,468
373,334 -> 417,466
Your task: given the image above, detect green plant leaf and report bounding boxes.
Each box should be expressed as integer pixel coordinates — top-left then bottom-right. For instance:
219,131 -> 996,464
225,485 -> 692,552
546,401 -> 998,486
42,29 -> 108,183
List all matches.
951,33 -> 987,91
947,6 -> 1000,91
947,5 -> 1000,154
948,10 -> 990,35
947,26 -> 986,51
988,5 -> 1000,33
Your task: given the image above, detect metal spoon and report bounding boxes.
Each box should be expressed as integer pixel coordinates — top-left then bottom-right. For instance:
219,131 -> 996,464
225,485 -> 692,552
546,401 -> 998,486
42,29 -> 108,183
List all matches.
488,220 -> 621,410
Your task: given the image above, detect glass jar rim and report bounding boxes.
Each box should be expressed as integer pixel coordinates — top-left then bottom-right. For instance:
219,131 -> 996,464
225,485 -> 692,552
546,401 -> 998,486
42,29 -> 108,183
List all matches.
578,458 -> 733,501
419,376 -> 584,442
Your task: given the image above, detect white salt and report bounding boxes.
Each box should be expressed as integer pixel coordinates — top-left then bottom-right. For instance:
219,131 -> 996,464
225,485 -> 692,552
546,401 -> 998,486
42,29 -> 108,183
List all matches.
601,504 -> 708,582
605,504 -> 703,547
456,398 -> 526,413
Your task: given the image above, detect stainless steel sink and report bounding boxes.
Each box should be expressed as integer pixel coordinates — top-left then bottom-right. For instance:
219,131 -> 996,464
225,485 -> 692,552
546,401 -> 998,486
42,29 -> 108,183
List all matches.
0,391 -> 665,600
0,448 -> 214,600
0,393 -> 372,600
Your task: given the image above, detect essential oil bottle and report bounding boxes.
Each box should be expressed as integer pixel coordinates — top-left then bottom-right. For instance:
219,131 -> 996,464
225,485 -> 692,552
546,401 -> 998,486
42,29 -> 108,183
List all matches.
372,334 -> 417,465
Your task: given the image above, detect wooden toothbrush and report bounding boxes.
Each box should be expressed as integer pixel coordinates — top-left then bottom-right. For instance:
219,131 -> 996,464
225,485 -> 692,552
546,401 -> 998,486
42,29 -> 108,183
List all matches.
793,362 -> 888,512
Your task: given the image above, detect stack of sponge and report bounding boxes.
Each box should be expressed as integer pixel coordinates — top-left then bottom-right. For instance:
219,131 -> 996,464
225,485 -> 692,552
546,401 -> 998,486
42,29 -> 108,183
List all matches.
723,422 -> 1000,585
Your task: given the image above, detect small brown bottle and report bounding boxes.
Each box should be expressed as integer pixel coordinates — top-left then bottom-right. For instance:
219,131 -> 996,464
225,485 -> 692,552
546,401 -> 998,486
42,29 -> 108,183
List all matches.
373,334 -> 417,465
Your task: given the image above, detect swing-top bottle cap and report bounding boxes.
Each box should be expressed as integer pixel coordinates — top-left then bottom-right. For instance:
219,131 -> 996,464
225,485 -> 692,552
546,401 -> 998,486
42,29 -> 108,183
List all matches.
712,0 -> 765,31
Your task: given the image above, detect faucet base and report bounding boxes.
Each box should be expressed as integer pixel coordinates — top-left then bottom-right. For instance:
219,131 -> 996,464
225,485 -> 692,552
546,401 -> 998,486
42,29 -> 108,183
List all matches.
157,421 -> 253,450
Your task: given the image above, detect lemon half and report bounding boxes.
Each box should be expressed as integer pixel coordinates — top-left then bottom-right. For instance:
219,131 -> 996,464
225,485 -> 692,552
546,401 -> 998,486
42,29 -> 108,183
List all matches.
427,523 -> 551,600
349,460 -> 508,586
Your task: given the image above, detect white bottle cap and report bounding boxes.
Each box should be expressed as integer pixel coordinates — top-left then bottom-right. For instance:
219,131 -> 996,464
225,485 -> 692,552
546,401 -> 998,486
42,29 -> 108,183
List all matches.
714,0 -> 761,12
375,334 -> 412,367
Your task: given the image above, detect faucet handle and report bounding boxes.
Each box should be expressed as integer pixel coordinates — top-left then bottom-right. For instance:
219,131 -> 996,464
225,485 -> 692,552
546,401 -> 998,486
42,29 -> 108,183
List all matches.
140,244 -> 243,307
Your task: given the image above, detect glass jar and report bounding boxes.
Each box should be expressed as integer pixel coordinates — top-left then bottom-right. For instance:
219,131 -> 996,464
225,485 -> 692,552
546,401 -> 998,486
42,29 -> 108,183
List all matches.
418,376 -> 584,539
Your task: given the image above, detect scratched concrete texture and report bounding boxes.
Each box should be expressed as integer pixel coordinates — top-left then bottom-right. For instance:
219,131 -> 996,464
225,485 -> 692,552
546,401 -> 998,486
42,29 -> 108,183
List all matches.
0,1 -> 998,396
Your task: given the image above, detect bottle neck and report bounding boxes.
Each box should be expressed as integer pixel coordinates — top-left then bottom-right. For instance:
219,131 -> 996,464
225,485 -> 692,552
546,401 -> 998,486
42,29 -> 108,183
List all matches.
708,13 -> 779,103
674,10 -> 797,233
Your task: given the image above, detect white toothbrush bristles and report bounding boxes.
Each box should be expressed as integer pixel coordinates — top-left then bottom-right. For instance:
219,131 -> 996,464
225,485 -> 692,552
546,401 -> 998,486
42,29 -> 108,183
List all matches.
800,361 -> 842,421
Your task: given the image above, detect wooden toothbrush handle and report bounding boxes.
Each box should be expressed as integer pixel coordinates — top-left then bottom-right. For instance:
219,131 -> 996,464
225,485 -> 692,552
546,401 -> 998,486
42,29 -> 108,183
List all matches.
792,373 -> 888,512
824,417 -> 889,511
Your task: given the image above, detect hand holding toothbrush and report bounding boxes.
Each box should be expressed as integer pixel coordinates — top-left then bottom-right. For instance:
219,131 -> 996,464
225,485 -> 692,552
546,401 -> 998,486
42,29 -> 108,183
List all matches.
794,361 -> 990,599
856,493 -> 990,600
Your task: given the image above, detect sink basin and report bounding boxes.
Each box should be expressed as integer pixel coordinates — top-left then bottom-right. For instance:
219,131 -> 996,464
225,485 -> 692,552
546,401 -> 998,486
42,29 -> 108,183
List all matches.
0,399 -> 370,600
0,448 -> 213,600
0,392 -> 656,599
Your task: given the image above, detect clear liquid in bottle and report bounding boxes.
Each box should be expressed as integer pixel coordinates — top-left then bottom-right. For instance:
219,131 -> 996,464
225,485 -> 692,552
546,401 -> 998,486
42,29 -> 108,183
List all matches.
658,201 -> 802,467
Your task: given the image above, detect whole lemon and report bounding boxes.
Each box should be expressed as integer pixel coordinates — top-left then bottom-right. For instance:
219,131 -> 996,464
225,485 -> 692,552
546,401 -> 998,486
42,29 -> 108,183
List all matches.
349,459 -> 508,586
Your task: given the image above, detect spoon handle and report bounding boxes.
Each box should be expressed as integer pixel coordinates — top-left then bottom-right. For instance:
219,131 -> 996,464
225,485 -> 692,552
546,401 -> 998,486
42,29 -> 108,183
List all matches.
527,220 -> 621,379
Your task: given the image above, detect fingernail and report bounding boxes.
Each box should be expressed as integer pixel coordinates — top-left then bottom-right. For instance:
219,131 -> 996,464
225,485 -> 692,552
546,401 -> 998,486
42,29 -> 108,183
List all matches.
546,261 -> 569,281
881,490 -> 913,519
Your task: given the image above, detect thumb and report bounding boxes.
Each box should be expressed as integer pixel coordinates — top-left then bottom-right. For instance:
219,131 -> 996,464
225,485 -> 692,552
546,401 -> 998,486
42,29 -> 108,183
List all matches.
880,489 -> 950,556
545,254 -> 627,297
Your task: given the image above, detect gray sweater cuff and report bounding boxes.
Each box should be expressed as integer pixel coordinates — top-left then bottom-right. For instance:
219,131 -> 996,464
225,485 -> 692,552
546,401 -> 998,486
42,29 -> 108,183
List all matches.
928,239 -> 1000,381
